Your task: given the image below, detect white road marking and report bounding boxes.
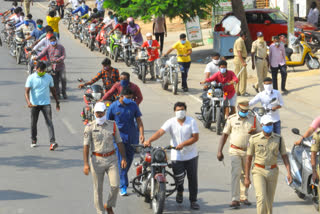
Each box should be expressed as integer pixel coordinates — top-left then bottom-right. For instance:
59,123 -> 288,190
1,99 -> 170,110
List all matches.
187,93 -> 202,103
36,2 -> 46,10
62,118 -> 77,134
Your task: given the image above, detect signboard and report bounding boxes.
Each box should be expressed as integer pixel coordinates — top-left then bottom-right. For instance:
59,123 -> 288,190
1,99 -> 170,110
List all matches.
185,16 -> 204,45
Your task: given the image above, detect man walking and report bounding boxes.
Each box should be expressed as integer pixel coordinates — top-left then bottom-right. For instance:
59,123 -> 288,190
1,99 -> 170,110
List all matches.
233,31 -> 249,96
269,36 -> 288,93
107,88 -> 145,196
25,62 -> 60,150
144,102 -> 200,210
21,0 -> 33,15
217,98 -> 260,209
307,1 -> 319,26
35,36 -> 67,99
153,15 -> 167,55
164,33 -> 192,92
251,32 -> 269,93
245,115 -> 292,214
83,102 -> 127,214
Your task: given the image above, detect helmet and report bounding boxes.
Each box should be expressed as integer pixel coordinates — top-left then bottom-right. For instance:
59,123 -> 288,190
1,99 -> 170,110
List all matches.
127,17 -> 134,23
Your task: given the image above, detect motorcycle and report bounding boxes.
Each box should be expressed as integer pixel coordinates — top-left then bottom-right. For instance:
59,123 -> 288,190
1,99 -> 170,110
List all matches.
27,48 -> 48,74
289,128 -> 319,211
88,21 -> 100,51
48,0 -> 57,13
250,97 -> 278,123
131,145 -> 177,214
121,35 -> 132,66
14,29 -> 27,64
109,31 -> 122,62
161,55 -> 180,94
63,8 -> 73,31
71,14 -> 81,39
136,48 -> 150,83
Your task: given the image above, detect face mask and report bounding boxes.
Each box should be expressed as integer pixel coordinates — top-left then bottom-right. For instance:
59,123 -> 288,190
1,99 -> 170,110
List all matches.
258,37 -> 264,43
37,71 -> 46,77
238,111 -> 248,118
129,21 -> 134,27
262,125 -> 273,134
220,68 -> 227,74
180,40 -> 186,45
264,84 -> 273,94
46,33 -> 53,39
104,66 -> 110,70
37,24 -> 43,29
50,41 -> 57,46
24,21 -> 29,26
212,59 -> 219,65
175,110 -> 186,120
123,97 -> 132,105
95,115 -> 106,125
120,79 -> 129,87
110,15 -> 114,19
275,42 -> 280,46
82,3 -> 85,6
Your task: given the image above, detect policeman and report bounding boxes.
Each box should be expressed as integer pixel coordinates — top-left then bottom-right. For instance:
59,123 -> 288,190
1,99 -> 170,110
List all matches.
245,115 -> 292,214
83,102 -> 127,214
310,130 -> 320,209
251,32 -> 269,93
233,31 -> 249,96
217,97 -> 260,208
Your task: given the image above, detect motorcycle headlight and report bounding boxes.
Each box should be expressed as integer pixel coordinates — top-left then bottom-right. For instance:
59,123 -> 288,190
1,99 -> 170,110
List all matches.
213,88 -> 223,97
92,92 -> 101,100
207,89 -> 213,97
154,150 -> 166,163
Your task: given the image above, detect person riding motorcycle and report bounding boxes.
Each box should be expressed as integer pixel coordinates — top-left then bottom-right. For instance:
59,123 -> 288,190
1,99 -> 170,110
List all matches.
17,18 -> 35,37
141,32 -> 160,80
84,8 -> 103,23
78,58 -> 120,92
72,1 -> 89,18
295,116 -> 320,145
126,17 -> 143,46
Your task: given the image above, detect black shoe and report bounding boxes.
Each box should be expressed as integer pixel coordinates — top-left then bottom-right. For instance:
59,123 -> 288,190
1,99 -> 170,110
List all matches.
176,192 -> 183,204
183,88 -> 188,92
63,94 -> 68,99
190,201 -> 200,210
282,89 -> 289,94
57,95 -> 61,100
150,77 -> 156,81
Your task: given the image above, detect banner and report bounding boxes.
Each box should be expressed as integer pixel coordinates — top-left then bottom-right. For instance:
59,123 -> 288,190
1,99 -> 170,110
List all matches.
185,16 -> 204,44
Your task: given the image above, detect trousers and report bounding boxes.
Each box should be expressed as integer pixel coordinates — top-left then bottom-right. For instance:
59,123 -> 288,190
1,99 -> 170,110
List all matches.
178,61 -> 191,89
56,5 -> 65,18
255,59 -> 268,92
31,105 -> 55,143
116,142 -> 135,188
271,65 -> 287,91
231,155 -> 248,201
172,156 -> 198,202
155,32 -> 164,53
90,155 -> 120,214
234,58 -> 247,95
53,68 -> 67,95
24,0 -> 31,15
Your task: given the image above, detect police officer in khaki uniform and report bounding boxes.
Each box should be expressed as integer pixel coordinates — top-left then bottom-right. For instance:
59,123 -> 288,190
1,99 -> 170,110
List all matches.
233,31 -> 249,96
217,97 -> 260,208
251,32 -> 269,93
83,102 -> 127,214
21,0 -> 33,15
310,131 -> 320,210
245,115 -> 292,214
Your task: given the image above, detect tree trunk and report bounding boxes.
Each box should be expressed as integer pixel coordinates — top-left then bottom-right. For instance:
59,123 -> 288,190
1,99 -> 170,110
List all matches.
231,0 -> 252,52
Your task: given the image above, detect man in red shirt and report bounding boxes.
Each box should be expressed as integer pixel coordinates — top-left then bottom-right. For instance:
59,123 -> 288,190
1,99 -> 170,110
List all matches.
200,60 -> 239,116
56,0 -> 65,18
141,33 -> 160,80
100,72 -> 143,105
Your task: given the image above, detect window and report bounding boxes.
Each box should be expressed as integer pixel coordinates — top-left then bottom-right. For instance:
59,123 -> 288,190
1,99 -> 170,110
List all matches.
266,11 -> 287,24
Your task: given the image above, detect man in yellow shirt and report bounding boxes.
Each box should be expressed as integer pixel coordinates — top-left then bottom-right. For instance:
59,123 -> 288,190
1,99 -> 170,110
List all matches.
164,33 -> 192,92
46,10 -> 61,39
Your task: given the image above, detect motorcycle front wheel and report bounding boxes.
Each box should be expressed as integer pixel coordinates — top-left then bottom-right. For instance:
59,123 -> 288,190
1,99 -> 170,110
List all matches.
152,180 -> 166,214
141,64 -> 146,83
16,47 -> 21,64
114,47 -> 119,62
216,106 -> 224,135
172,71 -> 178,95
162,74 -> 169,90
306,55 -> 320,69
203,108 -> 212,129
90,39 -> 95,52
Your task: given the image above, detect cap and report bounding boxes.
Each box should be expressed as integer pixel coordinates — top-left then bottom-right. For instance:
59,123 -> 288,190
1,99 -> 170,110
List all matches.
146,32 -> 152,37
260,115 -> 273,125
237,97 -> 249,110
257,32 -> 263,37
94,102 -> 107,112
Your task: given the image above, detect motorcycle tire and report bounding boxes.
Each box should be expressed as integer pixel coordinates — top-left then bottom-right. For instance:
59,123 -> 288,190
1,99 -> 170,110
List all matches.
141,65 -> 146,83
80,34 -> 83,43
162,74 -> 169,90
151,180 -> 166,214
28,62 -> 33,75
216,106 -> 224,135
114,47 -> 119,62
306,55 -> 320,69
90,39 -> 95,52
16,48 -> 21,64
204,108 -> 212,129
172,71 -> 178,95
125,51 -> 130,67
295,190 -> 305,199
0,37 -> 2,47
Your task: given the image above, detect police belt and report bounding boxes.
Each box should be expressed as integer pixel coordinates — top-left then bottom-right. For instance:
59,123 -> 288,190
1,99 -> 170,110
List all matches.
230,144 -> 246,151
92,150 -> 115,157
255,56 -> 267,60
255,163 -> 277,169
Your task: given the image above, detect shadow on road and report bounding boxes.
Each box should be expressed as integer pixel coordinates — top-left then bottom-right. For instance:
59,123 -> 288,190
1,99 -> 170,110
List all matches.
287,83 -> 319,93
0,80 -> 20,86
0,126 -> 28,134
0,190 -> 48,201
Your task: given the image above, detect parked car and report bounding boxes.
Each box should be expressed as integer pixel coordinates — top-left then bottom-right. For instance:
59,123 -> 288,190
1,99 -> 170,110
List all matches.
214,9 -> 317,45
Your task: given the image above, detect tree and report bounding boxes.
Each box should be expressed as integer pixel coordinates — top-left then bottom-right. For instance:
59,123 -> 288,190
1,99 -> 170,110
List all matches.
103,0 -> 219,22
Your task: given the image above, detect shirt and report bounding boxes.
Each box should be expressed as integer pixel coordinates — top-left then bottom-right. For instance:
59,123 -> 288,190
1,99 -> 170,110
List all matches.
86,68 -> 120,90
107,100 -> 142,144
311,131 -> 320,152
31,28 -> 46,40
101,82 -> 143,105
249,89 -> 284,122
141,40 -> 160,61
72,5 -> 89,16
17,24 -> 35,35
308,8 -> 319,26
126,24 -> 143,43
56,0 -> 65,6
233,37 -> 247,58
205,70 -> 239,99
223,114 -> 261,156
204,60 -> 220,76
269,43 -> 286,67
153,16 -> 166,33
25,73 -> 54,105
46,16 -> 61,33
37,44 -> 66,71
251,40 -> 268,59
69,0 -> 80,9
247,132 -> 286,166
96,0 -> 104,11
172,41 -> 192,62
161,116 -> 199,161
15,19 -> 36,28
311,116 -> 320,130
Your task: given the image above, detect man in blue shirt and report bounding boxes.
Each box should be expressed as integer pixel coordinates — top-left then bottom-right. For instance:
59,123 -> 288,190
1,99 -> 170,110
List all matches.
16,13 -> 36,28
25,19 -> 45,40
25,62 -> 60,150
72,2 -> 89,17
107,88 -> 145,196
95,0 -> 105,17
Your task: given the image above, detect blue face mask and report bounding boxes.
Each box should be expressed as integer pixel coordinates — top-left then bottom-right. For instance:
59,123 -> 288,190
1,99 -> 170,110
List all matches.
24,21 -> 29,26
123,97 -> 132,105
220,68 -> 227,74
238,111 -> 248,118
181,40 -> 186,44
50,41 -> 57,46
262,125 -> 273,134
120,79 -> 129,87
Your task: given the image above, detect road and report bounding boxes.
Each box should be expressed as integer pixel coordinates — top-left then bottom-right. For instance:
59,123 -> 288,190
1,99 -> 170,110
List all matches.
0,1 -> 320,214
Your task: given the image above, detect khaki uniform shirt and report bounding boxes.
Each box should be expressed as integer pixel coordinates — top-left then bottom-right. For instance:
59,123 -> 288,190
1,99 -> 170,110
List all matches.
251,40 -> 268,59
223,114 -> 261,156
84,120 -> 122,154
233,37 -> 247,61
310,131 -> 320,152
247,132 -> 287,166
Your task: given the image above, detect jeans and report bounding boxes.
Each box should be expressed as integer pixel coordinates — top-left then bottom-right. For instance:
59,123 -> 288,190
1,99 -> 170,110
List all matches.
155,32 -> 164,53
148,60 -> 155,78
31,105 -> 55,143
172,156 -> 198,202
178,61 -> 191,89
271,65 -> 287,90
53,68 -> 67,95
115,142 -> 135,189
273,120 -> 281,135
56,5 -> 64,18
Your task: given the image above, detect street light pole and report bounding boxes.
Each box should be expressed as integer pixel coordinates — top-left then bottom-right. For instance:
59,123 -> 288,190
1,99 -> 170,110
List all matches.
288,0 -> 295,48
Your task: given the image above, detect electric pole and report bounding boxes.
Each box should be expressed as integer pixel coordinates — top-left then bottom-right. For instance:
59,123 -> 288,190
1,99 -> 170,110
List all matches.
288,0 -> 295,48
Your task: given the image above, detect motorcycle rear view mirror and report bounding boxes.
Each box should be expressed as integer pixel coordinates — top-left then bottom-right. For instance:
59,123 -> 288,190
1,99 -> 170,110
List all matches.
291,128 -> 300,136
78,78 -> 84,82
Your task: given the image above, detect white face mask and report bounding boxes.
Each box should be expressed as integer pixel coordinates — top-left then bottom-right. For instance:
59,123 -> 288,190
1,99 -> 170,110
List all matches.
220,68 -> 227,74
264,84 -> 273,94
212,59 -> 219,65
95,115 -> 106,125
175,110 -> 186,120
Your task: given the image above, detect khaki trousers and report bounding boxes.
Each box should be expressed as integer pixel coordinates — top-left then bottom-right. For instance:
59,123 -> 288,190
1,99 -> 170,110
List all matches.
24,1 -> 31,15
255,59 -> 268,92
234,58 -> 247,95
231,155 -> 248,201
90,155 -> 120,214
252,167 -> 279,214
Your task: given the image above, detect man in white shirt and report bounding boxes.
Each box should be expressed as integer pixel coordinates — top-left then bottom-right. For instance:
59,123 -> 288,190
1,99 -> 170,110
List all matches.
204,52 -> 220,79
65,0 -> 80,10
307,1 -> 319,26
144,102 -> 200,210
33,27 -> 58,52
249,77 -> 284,134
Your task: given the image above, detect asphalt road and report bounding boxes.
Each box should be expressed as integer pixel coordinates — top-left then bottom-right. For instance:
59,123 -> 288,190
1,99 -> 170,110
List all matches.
0,2 -> 320,214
